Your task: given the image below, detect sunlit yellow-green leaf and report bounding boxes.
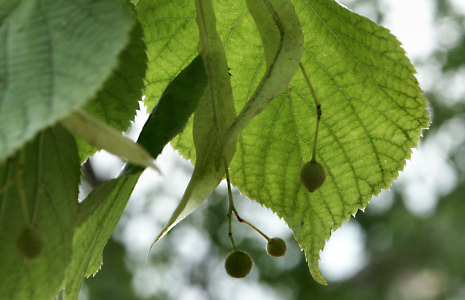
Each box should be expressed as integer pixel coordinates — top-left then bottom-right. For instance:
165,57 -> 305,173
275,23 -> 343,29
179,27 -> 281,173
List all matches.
136,0 -> 430,284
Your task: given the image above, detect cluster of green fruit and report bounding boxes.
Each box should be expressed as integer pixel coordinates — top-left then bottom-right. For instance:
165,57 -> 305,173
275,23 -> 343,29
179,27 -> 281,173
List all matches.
223,155 -> 326,279
224,64 -> 326,278
224,237 -> 287,278
222,163 -> 290,278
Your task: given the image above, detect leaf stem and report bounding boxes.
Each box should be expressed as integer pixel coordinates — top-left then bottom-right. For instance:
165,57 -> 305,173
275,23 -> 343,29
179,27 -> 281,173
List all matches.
225,160 -> 237,250
299,63 -> 322,162
233,210 -> 271,242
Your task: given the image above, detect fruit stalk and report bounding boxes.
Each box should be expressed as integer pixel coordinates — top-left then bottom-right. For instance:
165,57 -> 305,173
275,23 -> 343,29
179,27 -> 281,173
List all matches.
298,63 -> 326,192
225,162 -> 237,250
299,63 -> 321,162
225,162 -> 272,243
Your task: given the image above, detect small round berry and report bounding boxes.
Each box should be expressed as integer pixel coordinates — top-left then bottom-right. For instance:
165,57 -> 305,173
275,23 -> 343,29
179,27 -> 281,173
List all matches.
266,237 -> 287,257
16,227 -> 44,259
224,250 -> 253,278
300,160 -> 326,192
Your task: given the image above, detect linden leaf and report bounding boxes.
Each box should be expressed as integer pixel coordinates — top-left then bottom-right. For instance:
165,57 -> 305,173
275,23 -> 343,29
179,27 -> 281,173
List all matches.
136,0 -> 430,284
0,126 -> 80,300
0,0 -> 134,161
228,0 -> 430,283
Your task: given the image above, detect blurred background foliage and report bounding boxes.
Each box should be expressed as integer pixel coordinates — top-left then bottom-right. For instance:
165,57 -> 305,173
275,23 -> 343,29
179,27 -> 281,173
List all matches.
77,0 -> 465,299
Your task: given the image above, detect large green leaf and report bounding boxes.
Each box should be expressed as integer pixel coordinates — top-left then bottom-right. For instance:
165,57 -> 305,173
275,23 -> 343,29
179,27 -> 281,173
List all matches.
136,0 -> 430,284
228,0 -> 430,284
0,125 -> 80,300
0,0 -> 134,161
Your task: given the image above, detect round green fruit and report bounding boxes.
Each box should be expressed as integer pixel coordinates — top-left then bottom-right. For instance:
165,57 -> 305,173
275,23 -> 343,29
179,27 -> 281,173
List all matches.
224,250 -> 253,278
300,160 -> 326,192
266,237 -> 287,257
16,227 -> 44,259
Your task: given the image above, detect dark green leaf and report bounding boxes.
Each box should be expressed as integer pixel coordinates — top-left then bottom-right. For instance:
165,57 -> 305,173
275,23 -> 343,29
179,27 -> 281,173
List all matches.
0,125 -> 80,300
122,55 -> 207,175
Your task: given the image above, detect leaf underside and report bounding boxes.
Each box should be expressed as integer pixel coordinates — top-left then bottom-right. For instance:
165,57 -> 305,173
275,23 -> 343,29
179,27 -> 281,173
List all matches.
138,0 -> 429,284
0,0 -> 134,162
